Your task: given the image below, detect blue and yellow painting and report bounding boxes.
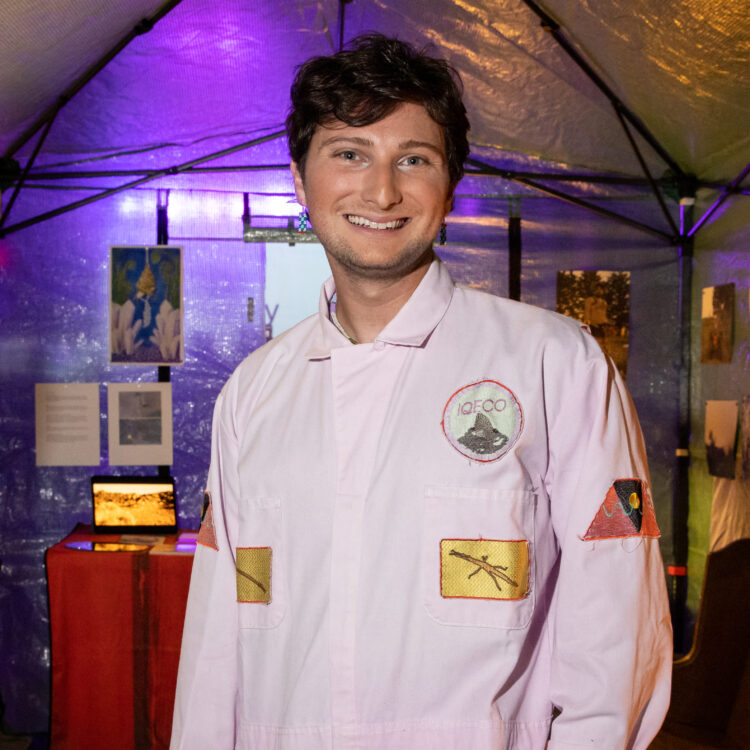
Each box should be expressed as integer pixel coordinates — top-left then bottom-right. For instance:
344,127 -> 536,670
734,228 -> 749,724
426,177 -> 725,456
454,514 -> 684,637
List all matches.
110,245 -> 182,364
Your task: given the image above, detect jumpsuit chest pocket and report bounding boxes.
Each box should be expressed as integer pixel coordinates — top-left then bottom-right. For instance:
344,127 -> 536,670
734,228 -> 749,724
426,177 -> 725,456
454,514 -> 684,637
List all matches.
236,496 -> 286,629
421,486 -> 536,630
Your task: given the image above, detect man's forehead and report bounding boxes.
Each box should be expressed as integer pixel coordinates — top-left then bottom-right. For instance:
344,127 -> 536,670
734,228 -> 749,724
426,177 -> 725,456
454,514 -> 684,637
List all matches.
312,103 -> 446,152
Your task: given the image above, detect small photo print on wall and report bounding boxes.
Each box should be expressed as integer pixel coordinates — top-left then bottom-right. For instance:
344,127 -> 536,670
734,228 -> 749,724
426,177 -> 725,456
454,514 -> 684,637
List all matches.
110,246 -> 183,365
742,396 -> 750,480
701,283 -> 733,364
107,382 -> 173,466
705,400 -> 738,479
556,270 -> 630,379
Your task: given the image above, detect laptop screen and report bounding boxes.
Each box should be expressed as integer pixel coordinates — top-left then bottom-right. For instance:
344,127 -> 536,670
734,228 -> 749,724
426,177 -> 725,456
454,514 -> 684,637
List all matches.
91,475 -> 177,534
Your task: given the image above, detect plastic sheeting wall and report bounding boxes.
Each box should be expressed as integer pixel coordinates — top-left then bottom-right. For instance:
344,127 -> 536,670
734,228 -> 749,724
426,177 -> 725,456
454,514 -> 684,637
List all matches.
0,183 -> 681,732
0,186 -> 266,731
688,203 -> 750,614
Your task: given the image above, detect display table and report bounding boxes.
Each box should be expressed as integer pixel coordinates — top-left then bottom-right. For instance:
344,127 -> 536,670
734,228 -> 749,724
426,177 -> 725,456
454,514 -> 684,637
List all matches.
46,525 -> 196,750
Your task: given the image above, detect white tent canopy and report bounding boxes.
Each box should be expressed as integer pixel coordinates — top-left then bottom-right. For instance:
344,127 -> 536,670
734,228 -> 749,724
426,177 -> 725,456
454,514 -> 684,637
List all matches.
2,0 -> 749,206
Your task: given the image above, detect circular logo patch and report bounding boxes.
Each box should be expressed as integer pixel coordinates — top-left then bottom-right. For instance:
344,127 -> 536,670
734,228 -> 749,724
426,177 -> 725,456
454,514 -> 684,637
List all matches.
442,380 -> 523,462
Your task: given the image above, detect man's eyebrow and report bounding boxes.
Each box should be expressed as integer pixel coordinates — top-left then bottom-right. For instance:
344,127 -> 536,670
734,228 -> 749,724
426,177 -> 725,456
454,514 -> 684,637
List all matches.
316,135 -> 445,156
398,139 -> 445,156
317,135 -> 372,150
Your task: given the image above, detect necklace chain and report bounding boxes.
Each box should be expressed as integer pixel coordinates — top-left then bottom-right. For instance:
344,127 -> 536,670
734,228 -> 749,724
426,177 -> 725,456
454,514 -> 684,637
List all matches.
330,306 -> 358,344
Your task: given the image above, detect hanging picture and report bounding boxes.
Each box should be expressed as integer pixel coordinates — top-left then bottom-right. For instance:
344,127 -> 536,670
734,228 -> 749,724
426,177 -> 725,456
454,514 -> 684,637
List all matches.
700,283 -> 734,363
742,395 -> 750,480
110,245 -> 183,365
705,400 -> 738,479
34,383 -> 101,466
107,382 -> 173,466
556,270 -> 630,379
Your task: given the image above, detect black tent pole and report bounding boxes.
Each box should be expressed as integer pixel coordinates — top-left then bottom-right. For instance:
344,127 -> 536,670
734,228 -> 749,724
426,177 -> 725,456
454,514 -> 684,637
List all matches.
20,165 -> 729,191
337,0 -> 354,52
519,0 -> 685,179
688,161 -> 750,238
612,104 -> 679,238
466,157 -> 674,243
671,188 -> 695,653
156,190 -> 172,478
0,113 -> 57,229
0,130 -> 285,237
508,200 -> 522,301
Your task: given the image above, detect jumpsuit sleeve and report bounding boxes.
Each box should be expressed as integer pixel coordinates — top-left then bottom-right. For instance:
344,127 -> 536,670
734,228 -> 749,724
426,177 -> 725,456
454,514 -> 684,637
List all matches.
544,344 -> 673,749
171,385 -> 240,749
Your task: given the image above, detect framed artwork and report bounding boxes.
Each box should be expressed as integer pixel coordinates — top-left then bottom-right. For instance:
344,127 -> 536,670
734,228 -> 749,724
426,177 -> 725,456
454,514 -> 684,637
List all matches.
107,382 -> 173,466
705,400 -> 738,479
742,395 -> 750,480
556,270 -> 630,379
110,245 -> 183,365
701,283 -> 734,364
35,382 -> 100,466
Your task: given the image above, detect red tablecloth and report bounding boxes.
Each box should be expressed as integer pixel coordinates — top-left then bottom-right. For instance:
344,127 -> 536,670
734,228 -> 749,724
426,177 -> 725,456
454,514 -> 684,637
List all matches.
47,525 -> 195,750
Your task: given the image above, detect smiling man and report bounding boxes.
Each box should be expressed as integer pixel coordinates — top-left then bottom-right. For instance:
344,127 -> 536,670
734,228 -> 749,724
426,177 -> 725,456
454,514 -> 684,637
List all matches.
171,34 -> 672,750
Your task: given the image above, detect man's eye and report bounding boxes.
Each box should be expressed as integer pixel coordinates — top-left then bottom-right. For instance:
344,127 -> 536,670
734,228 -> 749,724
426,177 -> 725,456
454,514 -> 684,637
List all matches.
337,151 -> 358,160
403,155 -> 426,166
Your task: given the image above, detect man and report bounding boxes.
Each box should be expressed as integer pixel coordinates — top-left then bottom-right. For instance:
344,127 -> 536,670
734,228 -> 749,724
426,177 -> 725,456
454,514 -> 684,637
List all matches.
171,34 -> 672,749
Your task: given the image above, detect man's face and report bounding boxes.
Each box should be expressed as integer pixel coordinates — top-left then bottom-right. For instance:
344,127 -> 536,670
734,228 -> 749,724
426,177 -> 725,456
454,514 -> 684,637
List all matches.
291,102 -> 453,281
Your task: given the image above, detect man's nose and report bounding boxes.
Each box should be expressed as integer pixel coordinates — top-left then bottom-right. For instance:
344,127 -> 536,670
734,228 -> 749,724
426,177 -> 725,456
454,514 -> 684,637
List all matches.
361,162 -> 402,209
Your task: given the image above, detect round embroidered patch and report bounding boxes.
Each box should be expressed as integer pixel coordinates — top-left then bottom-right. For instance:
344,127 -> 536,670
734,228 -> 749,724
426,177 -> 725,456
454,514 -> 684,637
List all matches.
442,380 -> 523,462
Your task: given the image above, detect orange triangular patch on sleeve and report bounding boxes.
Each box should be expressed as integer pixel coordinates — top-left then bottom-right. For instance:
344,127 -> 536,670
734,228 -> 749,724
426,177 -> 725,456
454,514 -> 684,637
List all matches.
196,491 -> 219,550
583,479 -> 660,540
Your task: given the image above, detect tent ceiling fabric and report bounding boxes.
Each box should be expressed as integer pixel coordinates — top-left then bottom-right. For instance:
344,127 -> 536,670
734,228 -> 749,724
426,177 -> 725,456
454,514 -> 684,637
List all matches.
2,0 -> 749,185
0,0 -> 169,148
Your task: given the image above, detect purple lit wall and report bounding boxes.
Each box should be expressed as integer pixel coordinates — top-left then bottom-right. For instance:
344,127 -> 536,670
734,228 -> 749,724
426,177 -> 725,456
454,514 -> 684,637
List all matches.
0,184 -> 266,731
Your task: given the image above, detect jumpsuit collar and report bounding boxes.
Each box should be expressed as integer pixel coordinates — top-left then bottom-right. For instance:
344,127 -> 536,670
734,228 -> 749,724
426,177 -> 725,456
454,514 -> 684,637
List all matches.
304,258 -> 455,360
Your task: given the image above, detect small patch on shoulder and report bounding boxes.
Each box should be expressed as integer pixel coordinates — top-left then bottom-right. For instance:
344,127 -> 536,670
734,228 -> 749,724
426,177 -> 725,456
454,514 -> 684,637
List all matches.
196,491 -> 219,550
583,479 -> 660,540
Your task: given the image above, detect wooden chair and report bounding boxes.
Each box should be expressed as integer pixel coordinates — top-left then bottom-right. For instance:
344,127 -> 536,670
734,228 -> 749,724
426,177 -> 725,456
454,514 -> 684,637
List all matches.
650,538 -> 750,749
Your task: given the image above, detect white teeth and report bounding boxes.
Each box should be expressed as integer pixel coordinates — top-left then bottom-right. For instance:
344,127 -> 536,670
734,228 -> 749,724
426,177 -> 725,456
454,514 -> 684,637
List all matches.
346,215 -> 406,230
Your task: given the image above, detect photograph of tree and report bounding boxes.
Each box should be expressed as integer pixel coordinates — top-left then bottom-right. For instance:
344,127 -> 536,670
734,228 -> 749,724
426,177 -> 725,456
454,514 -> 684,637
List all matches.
742,396 -> 750,480
701,283 -> 734,364
107,382 -> 173,466
556,270 -> 630,378
119,389 -> 162,446
705,400 -> 738,479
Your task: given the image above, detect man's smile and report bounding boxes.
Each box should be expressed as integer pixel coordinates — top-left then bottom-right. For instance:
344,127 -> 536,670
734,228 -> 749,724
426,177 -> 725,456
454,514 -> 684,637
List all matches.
345,214 -> 408,230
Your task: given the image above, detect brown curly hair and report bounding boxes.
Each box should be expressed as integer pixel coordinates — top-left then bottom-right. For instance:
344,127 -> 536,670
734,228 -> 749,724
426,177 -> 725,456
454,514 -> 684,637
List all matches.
286,33 -> 470,186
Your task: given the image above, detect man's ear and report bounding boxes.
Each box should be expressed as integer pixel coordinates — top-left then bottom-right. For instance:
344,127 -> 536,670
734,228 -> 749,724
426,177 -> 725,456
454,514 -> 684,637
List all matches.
290,161 -> 307,207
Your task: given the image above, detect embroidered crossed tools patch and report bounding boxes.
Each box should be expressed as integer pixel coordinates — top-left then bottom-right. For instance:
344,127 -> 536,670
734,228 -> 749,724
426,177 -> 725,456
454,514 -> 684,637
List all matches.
440,539 -> 530,600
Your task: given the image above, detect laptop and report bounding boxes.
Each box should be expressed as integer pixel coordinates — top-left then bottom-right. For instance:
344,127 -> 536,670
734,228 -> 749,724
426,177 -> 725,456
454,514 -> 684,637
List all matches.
91,475 -> 177,535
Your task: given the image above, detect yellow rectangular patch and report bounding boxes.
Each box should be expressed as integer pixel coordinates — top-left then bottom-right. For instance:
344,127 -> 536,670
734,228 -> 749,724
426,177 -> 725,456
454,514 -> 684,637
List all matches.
440,539 -> 529,600
236,547 -> 272,604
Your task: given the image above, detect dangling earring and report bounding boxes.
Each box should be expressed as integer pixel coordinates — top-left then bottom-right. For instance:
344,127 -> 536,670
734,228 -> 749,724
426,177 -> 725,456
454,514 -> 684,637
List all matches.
439,222 -> 447,245
298,210 -> 310,233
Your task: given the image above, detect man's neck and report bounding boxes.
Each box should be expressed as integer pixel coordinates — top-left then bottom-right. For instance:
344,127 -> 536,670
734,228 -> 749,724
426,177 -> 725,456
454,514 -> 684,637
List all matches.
329,254 -> 433,344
